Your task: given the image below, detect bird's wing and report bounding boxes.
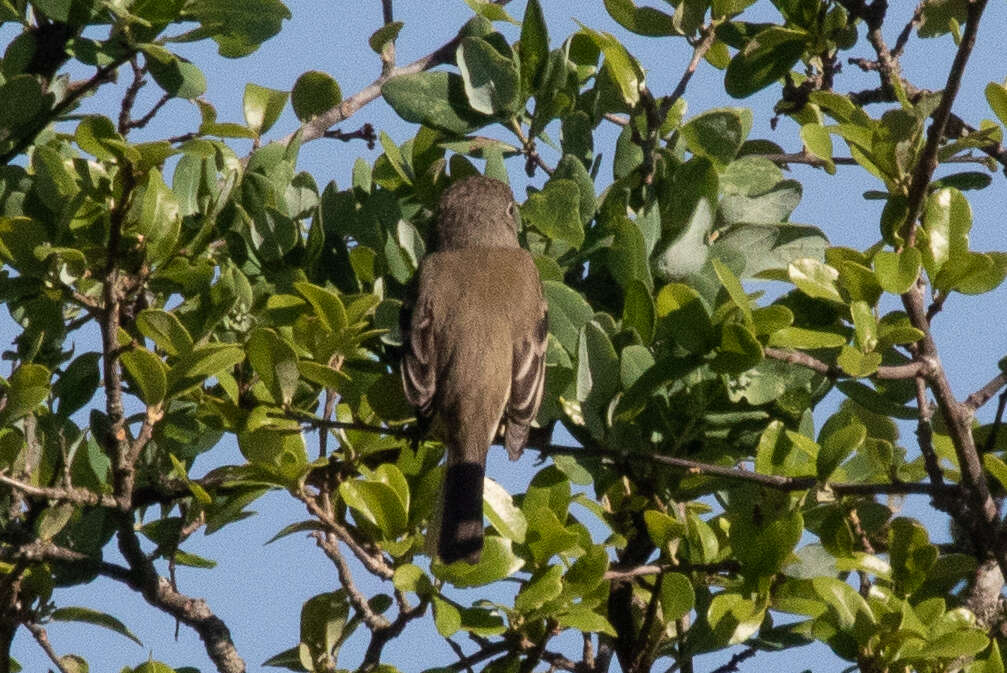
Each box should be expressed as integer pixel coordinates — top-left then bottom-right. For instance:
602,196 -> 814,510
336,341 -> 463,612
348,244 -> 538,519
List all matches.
504,299 -> 548,459
401,293 -> 437,416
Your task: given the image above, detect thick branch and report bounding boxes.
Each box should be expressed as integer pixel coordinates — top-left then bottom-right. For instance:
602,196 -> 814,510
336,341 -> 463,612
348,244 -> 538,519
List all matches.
117,523 -> 245,673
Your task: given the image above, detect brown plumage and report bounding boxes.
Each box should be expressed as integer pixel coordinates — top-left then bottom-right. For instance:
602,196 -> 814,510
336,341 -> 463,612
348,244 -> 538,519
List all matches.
401,176 -> 548,564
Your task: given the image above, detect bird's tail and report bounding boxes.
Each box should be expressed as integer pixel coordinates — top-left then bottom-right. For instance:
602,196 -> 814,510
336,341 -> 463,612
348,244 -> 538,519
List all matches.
438,461 -> 485,564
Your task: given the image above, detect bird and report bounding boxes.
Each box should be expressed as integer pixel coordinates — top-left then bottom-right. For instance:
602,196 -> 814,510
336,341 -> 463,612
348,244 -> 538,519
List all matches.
400,175 -> 548,564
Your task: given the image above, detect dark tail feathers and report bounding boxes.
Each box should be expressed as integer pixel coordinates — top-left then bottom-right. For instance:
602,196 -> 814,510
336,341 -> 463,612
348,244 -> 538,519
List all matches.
439,462 -> 485,564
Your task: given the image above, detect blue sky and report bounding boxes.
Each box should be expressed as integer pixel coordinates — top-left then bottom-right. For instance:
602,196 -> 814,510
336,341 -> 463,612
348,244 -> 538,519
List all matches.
9,1 -> 1007,671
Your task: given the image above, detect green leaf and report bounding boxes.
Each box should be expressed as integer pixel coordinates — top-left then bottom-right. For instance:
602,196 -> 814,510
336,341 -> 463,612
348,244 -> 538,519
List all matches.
2,364 -> 50,422
0,75 -> 46,130
432,595 -> 461,636
299,591 -> 349,671
712,322 -> 763,374
767,326 -> 845,349
660,573 -> 695,623
576,321 -> 620,436
788,258 -> 843,303
291,71 -> 342,122
434,536 -> 524,587
457,37 -> 520,116
167,344 -> 246,397
75,115 -> 130,162
889,518 -> 937,597
36,503 -> 74,540
607,216 -> 651,290
622,279 -> 656,344
338,478 -> 408,540
294,282 -> 347,334
51,607 -> 143,647
368,21 -> 403,55
576,24 -> 643,106
817,421 -> 866,480
801,122 -> 834,172
725,26 -> 808,98
708,593 -> 765,645
556,603 -> 616,635
244,83 -> 288,136
519,0 -> 548,92
181,0 -> 291,58
681,108 -> 753,168
874,248 -> 921,294
918,631 -> 990,660
56,353 -> 100,417
237,423 -> 308,484
919,187 -> 971,278
121,346 -> 168,406
837,345 -> 882,378
128,169 -> 181,266
603,0 -> 676,36
986,81 -> 1007,127
544,281 -> 594,354
246,329 -> 299,406
483,477 -> 527,543
463,0 -> 517,23
712,257 -> 753,325
656,283 -> 715,353
140,44 -> 206,99
382,71 -> 491,135
850,300 -> 878,351
0,217 -> 50,275
514,565 -> 563,612
137,309 -> 193,356
523,179 -> 584,248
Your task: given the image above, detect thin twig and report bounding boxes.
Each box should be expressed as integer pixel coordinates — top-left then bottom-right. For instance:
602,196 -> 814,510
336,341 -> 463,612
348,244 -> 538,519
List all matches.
709,647 -> 757,673
965,371 -> 1007,412
900,0 -> 989,246
298,487 -> 395,579
983,391 -> 1007,453
892,2 -> 927,59
26,623 -> 69,673
0,470 -> 117,507
125,92 -> 172,133
764,346 -> 927,380
662,23 -> 717,115
312,532 -> 390,630
0,56 -> 128,165
118,58 -> 147,135
280,28 -> 466,147
533,444 -> 958,496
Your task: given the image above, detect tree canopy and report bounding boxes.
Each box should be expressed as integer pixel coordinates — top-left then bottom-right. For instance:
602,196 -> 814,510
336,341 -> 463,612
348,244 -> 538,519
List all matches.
1,1 -> 1007,672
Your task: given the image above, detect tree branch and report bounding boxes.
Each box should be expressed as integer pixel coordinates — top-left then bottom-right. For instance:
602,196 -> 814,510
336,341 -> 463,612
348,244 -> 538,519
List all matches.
312,532 -> 390,630
0,56 -> 129,165
116,522 -> 246,673
900,0 -> 989,246
965,371 -> 1007,412
533,444 -> 958,497
764,346 -> 926,380
0,470 -> 118,508
25,623 -> 69,673
280,28 -> 465,147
